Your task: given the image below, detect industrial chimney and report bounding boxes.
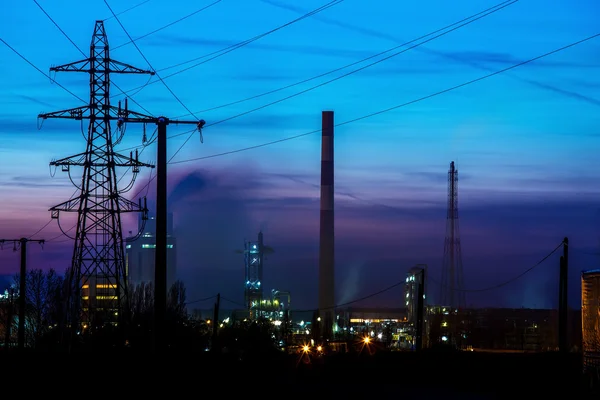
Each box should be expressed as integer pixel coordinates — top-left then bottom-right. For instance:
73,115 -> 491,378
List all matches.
319,110 -> 335,340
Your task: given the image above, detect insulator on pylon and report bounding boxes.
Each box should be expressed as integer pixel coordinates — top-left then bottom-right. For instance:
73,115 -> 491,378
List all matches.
142,124 -> 147,143
132,149 -> 139,173
118,100 -> 121,115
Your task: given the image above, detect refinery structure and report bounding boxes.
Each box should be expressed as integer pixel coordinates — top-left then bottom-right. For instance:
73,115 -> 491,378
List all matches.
241,231 -> 291,322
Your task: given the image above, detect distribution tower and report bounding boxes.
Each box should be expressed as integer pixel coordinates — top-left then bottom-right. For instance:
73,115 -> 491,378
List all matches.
38,21 -> 153,329
438,161 -> 466,345
439,161 -> 466,310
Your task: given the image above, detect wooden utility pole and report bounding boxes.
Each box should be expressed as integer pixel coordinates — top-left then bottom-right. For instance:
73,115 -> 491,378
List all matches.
416,268 -> 425,352
0,238 -> 45,350
212,293 -> 220,351
558,237 -> 569,353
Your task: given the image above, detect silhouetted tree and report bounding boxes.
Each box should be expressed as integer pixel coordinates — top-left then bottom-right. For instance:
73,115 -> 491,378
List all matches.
10,269 -> 65,348
130,281 -> 154,325
167,280 -> 187,321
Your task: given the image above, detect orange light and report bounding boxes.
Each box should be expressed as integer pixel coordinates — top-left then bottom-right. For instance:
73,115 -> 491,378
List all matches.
363,336 -> 370,344
303,345 -> 310,352
317,346 -> 322,352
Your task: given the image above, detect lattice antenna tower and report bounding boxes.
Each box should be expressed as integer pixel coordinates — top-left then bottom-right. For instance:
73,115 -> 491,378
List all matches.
439,161 -> 466,310
38,21 -> 154,329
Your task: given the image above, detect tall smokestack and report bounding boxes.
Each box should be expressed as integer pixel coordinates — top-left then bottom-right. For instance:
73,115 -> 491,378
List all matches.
319,110 -> 335,340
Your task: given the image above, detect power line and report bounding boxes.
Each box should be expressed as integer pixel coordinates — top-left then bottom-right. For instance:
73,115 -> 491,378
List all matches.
112,0 -> 223,51
105,0 -> 208,205
130,0 -> 514,159
114,0 -> 344,97
190,0 -> 516,129
33,0 -> 154,116
430,242 -> 563,293
103,0 -> 152,21
185,294 -> 218,305
168,31 -> 600,165
264,0 -> 600,109
104,0 -> 201,120
173,0 -> 516,118
27,219 -> 53,240
157,0 -> 342,73
204,242 -> 563,315
0,38 -> 86,103
71,31 -> 600,205
0,36 -> 88,241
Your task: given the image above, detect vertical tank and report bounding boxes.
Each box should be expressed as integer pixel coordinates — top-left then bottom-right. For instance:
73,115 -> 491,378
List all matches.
582,269 -> 600,371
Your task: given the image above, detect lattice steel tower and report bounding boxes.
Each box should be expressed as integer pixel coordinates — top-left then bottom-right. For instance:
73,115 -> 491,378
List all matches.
39,21 -> 153,328
439,161 -> 466,310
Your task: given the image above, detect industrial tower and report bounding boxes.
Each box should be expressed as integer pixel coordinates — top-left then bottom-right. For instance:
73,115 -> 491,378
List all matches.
319,111 -> 335,340
245,232 -> 264,315
439,161 -> 466,310
39,21 -> 153,328
243,232 -> 274,318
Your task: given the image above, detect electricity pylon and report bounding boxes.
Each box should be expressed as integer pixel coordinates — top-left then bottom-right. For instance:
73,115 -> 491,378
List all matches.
38,20 -> 154,332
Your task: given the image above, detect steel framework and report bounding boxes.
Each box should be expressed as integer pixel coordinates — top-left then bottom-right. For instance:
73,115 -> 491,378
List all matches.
241,231 -> 276,318
245,232 -> 264,318
440,161 -> 466,310
38,21 -> 154,329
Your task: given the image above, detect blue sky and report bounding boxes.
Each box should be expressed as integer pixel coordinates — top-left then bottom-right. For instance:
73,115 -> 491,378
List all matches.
1,0 -> 600,310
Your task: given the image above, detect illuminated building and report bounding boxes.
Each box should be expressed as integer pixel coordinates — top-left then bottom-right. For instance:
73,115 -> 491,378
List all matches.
405,265 -> 426,323
404,265 -> 427,348
582,269 -> 600,371
336,307 -> 410,348
125,213 -> 176,289
80,276 -> 119,326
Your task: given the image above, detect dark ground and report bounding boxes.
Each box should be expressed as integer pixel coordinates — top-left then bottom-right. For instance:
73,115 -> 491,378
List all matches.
1,350 -> 597,397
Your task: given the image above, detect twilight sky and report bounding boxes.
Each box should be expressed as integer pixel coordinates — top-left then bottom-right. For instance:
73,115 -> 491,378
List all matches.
1,0 -> 600,311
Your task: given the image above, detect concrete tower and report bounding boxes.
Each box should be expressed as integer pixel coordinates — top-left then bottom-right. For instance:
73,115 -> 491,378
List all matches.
319,110 -> 335,339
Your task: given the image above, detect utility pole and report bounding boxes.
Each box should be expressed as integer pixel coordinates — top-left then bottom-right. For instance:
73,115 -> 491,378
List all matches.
416,268 -> 425,352
212,293 -> 220,352
152,116 -> 204,352
0,238 -> 45,350
122,114 -> 204,353
558,237 -> 569,353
